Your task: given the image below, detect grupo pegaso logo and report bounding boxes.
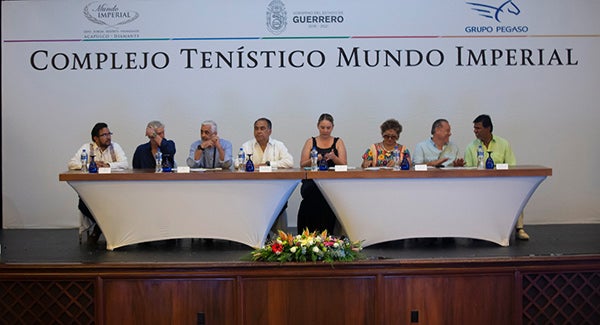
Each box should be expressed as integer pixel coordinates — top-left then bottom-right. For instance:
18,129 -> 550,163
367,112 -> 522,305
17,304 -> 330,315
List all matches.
84,2 -> 140,28
266,0 -> 288,35
465,0 -> 528,33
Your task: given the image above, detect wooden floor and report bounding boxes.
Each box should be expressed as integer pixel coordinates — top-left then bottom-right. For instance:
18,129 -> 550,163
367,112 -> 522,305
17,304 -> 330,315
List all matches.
1,224 -> 599,325
1,224 -> 599,264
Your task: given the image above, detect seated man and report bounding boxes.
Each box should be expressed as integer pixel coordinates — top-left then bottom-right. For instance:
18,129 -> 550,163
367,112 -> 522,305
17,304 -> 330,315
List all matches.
413,119 -> 464,167
240,118 -> 294,233
67,122 -> 128,243
187,120 -> 232,170
238,117 -> 294,169
464,114 -> 529,240
132,120 -> 176,169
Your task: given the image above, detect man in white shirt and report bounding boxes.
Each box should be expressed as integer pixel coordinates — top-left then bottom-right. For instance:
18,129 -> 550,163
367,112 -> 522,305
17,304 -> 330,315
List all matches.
239,117 -> 294,233
68,122 -> 128,170
68,122 -> 129,244
239,117 -> 294,169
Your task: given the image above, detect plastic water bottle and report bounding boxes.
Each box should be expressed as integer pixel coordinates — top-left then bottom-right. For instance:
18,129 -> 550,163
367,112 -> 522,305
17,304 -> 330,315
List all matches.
80,149 -> 88,172
477,144 -> 485,169
237,148 -> 246,172
310,147 -> 318,171
393,148 -> 400,170
400,149 -> 411,170
155,148 -> 162,173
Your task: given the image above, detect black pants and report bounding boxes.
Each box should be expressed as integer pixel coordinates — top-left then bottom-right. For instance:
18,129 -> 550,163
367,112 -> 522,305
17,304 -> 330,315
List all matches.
78,197 -> 96,224
297,179 -> 336,234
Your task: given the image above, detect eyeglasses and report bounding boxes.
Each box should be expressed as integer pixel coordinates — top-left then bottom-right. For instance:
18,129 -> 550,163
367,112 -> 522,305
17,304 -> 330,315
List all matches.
99,132 -> 113,137
382,134 -> 398,140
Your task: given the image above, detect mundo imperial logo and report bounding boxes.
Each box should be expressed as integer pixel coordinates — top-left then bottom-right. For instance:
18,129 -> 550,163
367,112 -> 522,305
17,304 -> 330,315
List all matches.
266,0 -> 288,35
84,2 -> 140,28
464,0 -> 528,34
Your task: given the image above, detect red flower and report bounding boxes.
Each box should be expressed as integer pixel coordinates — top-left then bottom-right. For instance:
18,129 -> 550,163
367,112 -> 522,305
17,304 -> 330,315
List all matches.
271,243 -> 283,254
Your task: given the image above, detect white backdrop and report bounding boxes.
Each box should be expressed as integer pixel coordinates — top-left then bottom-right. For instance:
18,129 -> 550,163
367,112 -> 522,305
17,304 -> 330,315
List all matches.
2,0 -> 600,228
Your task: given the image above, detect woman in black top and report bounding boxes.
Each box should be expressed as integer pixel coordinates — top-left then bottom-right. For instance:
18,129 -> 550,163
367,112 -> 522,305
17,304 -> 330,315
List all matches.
297,113 -> 347,234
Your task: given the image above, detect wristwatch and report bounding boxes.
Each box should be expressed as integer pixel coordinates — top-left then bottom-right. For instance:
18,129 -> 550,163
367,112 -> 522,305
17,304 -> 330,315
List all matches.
197,145 -> 205,151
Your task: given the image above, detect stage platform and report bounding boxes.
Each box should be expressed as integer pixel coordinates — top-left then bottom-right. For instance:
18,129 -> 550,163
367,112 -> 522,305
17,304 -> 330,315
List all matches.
1,224 -> 599,324
1,224 -> 599,264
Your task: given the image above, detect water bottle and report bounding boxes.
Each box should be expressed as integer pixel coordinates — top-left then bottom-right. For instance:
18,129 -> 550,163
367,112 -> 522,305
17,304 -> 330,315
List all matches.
400,149 -> 411,170
155,148 -> 162,173
477,144 -> 485,169
80,149 -> 88,172
310,147 -> 318,171
88,155 -> 98,173
393,148 -> 400,170
237,148 -> 246,172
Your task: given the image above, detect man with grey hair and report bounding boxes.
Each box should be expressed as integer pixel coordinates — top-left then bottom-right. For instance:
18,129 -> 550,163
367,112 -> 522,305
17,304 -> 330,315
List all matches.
413,118 -> 464,167
187,120 -> 232,169
132,120 -> 176,169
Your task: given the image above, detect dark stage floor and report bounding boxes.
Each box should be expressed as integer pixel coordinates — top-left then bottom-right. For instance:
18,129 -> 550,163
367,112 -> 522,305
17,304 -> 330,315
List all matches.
1,224 -> 599,265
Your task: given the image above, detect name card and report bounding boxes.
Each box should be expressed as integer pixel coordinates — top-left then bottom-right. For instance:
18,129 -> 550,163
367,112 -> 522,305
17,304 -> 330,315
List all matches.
334,165 -> 348,172
177,166 -> 190,173
98,167 -> 111,174
496,163 -> 509,170
259,166 -> 273,172
415,164 -> 428,171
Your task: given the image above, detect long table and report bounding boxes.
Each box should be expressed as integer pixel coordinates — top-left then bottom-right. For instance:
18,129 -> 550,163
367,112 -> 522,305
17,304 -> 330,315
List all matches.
60,166 -> 551,249
308,166 -> 552,247
59,169 -> 303,250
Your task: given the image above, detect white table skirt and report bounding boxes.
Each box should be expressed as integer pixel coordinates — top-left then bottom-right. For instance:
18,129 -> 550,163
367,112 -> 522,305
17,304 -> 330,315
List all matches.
70,179 -> 300,250
314,176 -> 547,246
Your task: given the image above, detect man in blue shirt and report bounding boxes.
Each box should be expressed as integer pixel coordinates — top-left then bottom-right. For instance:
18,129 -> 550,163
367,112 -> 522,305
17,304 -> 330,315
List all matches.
413,119 -> 465,167
187,120 -> 233,170
132,120 -> 176,169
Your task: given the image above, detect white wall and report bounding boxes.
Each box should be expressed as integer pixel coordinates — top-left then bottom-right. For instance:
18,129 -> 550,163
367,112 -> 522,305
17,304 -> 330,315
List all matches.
2,0 -> 600,228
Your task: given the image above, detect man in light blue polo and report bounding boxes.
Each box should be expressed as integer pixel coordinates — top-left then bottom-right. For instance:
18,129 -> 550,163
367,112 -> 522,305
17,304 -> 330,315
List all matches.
413,119 -> 464,167
187,120 -> 233,170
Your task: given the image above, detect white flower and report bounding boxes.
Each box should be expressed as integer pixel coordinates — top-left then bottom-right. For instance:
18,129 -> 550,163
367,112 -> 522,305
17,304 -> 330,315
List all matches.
290,246 -> 297,253
333,242 -> 340,248
312,246 -> 320,253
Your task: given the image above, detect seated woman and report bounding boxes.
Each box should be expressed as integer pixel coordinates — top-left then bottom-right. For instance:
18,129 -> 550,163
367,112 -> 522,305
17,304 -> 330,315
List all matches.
297,113 -> 347,234
361,118 -> 411,168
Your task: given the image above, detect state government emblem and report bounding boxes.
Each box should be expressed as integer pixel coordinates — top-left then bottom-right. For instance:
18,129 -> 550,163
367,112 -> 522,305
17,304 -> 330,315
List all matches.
266,0 -> 287,35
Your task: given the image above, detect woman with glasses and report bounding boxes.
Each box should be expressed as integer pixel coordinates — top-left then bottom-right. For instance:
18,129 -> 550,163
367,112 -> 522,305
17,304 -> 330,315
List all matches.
361,118 -> 411,168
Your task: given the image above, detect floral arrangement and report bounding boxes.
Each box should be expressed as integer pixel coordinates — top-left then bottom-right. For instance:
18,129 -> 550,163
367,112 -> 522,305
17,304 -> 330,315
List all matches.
251,229 -> 363,263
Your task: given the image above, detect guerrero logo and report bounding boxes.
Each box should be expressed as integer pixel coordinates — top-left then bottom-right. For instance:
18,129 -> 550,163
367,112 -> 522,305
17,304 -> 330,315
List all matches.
266,0 -> 287,35
465,0 -> 528,33
84,2 -> 140,28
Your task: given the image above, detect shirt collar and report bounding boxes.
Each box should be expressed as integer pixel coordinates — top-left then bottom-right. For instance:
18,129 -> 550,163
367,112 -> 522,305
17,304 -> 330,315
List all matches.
254,137 -> 273,147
